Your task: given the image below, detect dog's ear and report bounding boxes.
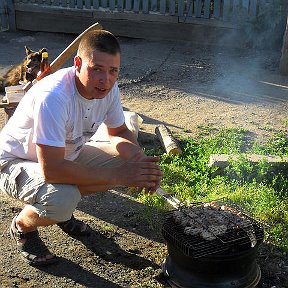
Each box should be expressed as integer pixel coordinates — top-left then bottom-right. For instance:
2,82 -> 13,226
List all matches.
38,48 -> 47,55
25,46 -> 33,56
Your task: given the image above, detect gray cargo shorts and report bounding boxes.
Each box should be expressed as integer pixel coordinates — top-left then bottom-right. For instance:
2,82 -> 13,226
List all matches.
0,141 -> 124,222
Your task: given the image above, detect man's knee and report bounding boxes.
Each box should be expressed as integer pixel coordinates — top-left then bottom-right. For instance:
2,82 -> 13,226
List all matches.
33,183 -> 81,222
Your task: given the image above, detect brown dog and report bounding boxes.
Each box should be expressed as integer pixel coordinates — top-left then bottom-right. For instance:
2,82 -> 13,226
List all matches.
0,46 -> 47,92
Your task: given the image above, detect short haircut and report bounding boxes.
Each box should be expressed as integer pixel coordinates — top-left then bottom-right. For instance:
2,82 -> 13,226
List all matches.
77,30 -> 121,59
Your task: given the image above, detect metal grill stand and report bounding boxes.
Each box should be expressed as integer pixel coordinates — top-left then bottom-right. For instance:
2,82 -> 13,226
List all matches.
162,243 -> 262,288
160,198 -> 264,288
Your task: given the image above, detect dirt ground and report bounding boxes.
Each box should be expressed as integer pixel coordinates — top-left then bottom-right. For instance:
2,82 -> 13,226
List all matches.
0,30 -> 288,288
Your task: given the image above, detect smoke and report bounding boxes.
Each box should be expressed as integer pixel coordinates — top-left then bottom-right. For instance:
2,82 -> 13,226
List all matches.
197,1 -> 288,104
239,1 -> 287,50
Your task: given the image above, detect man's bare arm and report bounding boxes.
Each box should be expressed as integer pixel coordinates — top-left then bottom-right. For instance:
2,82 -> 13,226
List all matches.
107,123 -> 144,159
36,144 -> 117,186
36,142 -> 161,191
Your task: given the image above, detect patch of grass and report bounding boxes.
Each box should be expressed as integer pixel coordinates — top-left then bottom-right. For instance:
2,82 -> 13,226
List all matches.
252,131 -> 288,156
142,128 -> 288,250
99,223 -> 117,237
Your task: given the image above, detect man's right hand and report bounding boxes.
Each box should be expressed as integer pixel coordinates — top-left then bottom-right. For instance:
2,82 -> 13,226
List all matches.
117,153 -> 162,193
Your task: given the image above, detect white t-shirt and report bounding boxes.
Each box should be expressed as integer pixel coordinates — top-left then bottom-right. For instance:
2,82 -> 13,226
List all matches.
0,67 -> 125,163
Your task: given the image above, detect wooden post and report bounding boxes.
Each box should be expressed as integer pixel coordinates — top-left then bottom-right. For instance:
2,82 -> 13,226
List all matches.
6,0 -> 16,31
0,0 -> 8,31
280,16 -> 288,75
155,124 -> 182,155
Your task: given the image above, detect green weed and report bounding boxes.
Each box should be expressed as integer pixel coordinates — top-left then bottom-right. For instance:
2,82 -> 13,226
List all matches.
142,128 -> 288,251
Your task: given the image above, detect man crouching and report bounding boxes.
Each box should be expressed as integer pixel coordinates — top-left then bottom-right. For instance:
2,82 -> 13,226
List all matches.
0,30 -> 162,266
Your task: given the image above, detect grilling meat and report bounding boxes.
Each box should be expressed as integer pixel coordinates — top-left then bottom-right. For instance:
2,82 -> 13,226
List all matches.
173,201 -> 254,241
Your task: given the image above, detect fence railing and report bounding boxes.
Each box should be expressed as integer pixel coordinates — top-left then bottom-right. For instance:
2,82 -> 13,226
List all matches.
1,0 -> 272,32
12,0 -> 268,21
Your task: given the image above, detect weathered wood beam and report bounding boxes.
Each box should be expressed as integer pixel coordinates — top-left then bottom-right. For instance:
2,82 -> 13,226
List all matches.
155,125 -> 182,155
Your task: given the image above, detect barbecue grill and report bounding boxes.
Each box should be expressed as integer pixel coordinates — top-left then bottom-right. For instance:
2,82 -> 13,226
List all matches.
159,195 -> 264,288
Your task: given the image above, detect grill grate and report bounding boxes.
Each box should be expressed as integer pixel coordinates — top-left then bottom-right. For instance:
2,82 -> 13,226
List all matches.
162,199 -> 264,258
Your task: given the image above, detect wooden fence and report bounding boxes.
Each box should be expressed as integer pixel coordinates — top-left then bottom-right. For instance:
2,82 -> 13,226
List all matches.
1,0 -> 271,32
11,0 -> 269,20
0,0 -> 15,31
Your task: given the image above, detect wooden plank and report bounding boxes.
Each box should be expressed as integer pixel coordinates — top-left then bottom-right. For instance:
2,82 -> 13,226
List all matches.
14,7 -> 240,44
222,0 -> 230,21
242,0 -> 250,9
143,0 -> 149,14
249,0 -> 257,17
258,0 -> 268,15
93,0 -> 99,9
109,0 -> 115,10
69,0 -> 75,8
101,0 -> 107,8
0,0 -> 8,31
167,18 -> 234,28
125,0 -> 132,11
178,0 -> 184,17
151,0 -> 157,12
61,0 -> 67,7
117,0 -> 123,11
169,0 -> 175,16
195,0 -> 201,18
159,0 -> 166,14
85,0 -> 91,9
77,0 -> 83,8
133,0 -> 140,13
15,8 -> 95,33
6,0 -> 16,31
15,3 -> 94,15
186,0 -> 193,16
242,0 -> 250,16
92,9 -> 178,22
213,0 -> 221,18
232,0 -> 240,12
204,0 -> 211,19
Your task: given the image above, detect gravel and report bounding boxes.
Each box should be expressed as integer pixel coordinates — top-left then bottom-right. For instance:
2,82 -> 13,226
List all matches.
0,30 -> 287,287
